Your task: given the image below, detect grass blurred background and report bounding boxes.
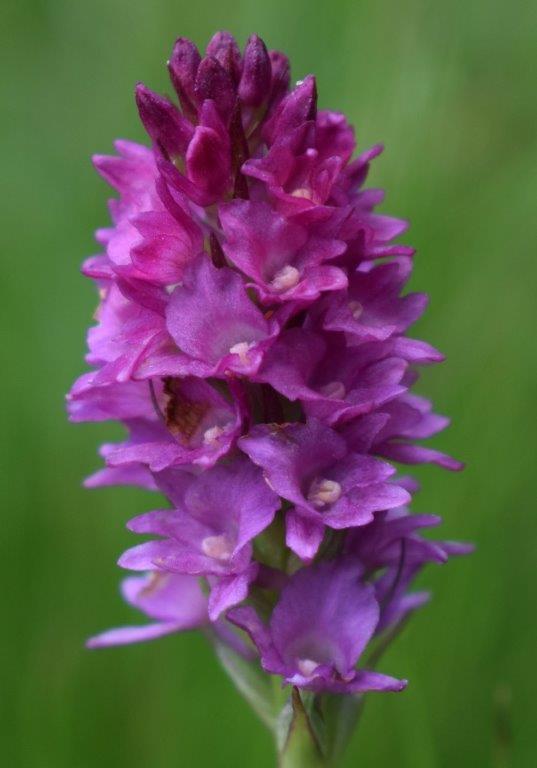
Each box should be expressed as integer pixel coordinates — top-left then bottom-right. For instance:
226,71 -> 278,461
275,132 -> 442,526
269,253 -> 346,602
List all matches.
2,0 -> 536,765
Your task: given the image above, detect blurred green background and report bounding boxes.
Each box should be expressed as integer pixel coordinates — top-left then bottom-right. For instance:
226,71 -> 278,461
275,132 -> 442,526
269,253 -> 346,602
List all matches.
2,0 -> 536,765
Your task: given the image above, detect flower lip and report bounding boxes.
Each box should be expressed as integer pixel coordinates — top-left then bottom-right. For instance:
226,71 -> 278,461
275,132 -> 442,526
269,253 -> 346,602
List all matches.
228,560 -> 410,693
219,199 -> 347,304
240,418 -> 410,538
165,258 -> 277,375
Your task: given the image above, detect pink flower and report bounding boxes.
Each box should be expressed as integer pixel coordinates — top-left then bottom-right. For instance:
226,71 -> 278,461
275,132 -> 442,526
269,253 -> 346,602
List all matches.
68,33 -> 470,721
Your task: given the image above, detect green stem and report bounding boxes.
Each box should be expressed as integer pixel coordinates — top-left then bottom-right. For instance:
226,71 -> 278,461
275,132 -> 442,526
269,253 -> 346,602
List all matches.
279,743 -> 327,768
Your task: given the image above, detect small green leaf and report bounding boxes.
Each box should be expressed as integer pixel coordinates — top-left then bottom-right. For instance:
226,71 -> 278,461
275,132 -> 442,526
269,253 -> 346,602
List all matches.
278,688 -> 326,768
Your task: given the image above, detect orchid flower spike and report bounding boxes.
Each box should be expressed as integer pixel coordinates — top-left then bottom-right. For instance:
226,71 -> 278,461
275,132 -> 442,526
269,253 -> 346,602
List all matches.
68,31 -> 471,767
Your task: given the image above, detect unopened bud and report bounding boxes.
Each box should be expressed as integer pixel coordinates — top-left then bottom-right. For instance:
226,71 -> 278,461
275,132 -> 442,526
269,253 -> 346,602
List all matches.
206,31 -> 242,84
195,56 -> 236,121
168,37 -> 201,119
135,83 -> 192,158
239,35 -> 271,107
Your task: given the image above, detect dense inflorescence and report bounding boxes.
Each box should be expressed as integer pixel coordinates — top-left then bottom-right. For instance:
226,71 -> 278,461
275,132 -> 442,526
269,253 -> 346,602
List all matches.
68,31 -> 470,696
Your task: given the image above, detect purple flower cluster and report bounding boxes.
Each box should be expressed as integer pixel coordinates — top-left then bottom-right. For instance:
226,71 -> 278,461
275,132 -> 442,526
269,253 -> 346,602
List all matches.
69,32 -> 470,696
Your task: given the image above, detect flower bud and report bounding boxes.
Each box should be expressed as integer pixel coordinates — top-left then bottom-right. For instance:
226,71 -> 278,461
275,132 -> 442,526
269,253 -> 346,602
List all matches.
268,50 -> 290,106
239,34 -> 271,107
168,37 -> 201,120
195,56 -> 236,121
265,74 -> 317,143
186,125 -> 231,202
135,83 -> 192,158
206,30 -> 242,84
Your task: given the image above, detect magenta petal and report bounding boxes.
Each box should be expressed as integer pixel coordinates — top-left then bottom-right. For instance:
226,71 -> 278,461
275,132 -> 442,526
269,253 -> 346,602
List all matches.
345,670 -> 407,693
166,257 -> 273,374
87,622 -> 186,648
118,540 -> 177,571
87,572 -> 207,648
219,200 -> 309,282
380,442 -> 464,471
131,211 -> 201,284
186,125 -> 231,202
124,457 -> 278,584
324,482 -> 411,528
286,510 -> 325,562
255,329 -> 327,400
208,565 -> 258,620
265,75 -> 317,143
84,464 -> 157,491
269,560 -> 379,679
121,572 -> 207,621
227,605 -> 284,674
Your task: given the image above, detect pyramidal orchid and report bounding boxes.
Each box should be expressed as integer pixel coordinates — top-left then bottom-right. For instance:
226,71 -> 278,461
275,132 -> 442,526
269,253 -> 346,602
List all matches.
68,31 -> 471,766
